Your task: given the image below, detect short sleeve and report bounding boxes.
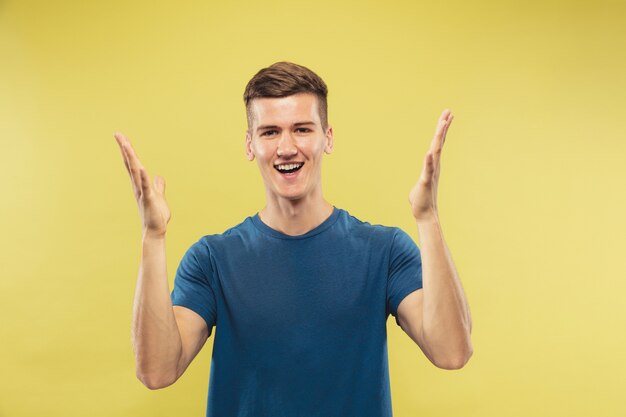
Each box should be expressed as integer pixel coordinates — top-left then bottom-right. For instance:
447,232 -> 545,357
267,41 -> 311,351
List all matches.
387,227 -> 423,326
171,238 -> 217,335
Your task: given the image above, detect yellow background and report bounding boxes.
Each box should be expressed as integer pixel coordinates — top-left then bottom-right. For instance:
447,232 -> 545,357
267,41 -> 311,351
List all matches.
1,0 -> 625,416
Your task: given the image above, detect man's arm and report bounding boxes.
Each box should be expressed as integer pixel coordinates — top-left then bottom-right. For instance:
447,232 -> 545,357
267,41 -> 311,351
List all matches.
397,217 -> 472,369
114,132 -> 209,389
400,109 -> 472,369
132,234 -> 209,389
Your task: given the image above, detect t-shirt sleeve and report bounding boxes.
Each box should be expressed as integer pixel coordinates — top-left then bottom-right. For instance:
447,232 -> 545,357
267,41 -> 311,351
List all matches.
387,227 -> 423,326
171,238 -> 217,335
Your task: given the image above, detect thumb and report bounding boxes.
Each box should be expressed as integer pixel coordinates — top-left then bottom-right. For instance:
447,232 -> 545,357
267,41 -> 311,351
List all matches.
154,175 -> 166,194
421,151 -> 434,181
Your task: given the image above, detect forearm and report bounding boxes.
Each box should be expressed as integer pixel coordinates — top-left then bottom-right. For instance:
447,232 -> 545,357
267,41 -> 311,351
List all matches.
416,216 -> 472,369
131,232 -> 183,388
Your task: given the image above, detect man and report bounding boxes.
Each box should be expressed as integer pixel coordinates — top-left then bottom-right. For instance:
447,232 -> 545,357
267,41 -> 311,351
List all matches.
114,61 -> 472,416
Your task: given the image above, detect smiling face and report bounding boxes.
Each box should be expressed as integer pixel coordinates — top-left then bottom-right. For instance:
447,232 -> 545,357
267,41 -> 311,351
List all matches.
245,93 -> 333,204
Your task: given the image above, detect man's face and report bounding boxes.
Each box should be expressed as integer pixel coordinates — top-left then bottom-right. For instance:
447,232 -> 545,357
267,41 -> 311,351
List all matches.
245,93 -> 333,203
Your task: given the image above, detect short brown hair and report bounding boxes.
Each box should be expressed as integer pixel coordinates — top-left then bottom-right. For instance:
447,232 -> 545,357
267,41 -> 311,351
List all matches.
243,61 -> 329,132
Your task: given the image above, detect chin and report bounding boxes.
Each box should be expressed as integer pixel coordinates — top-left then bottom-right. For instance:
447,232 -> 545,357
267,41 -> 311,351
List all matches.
280,193 -> 306,201
273,189 -> 307,201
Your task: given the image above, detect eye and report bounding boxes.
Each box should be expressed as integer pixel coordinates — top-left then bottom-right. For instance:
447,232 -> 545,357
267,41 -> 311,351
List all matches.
296,128 -> 311,133
261,130 -> 278,137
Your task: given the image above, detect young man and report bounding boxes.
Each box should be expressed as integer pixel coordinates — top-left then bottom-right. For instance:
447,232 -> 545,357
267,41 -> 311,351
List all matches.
114,61 -> 472,416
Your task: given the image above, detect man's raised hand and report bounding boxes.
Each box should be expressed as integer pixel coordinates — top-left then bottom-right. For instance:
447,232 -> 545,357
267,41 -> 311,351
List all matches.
114,132 -> 171,238
408,109 -> 454,223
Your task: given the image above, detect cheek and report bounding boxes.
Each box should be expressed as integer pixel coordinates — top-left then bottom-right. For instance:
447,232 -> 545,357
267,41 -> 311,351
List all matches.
301,137 -> 325,153
311,140 -> 327,155
252,141 -> 274,159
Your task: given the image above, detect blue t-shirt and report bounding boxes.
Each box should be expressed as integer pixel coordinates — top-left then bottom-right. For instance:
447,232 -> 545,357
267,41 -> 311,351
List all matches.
171,206 -> 423,417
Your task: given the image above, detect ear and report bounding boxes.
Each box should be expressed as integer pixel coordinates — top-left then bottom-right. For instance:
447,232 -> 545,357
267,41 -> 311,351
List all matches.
245,130 -> 255,161
324,125 -> 334,154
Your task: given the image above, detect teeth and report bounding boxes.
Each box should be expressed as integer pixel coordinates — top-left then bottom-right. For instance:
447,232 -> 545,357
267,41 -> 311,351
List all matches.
276,163 -> 303,171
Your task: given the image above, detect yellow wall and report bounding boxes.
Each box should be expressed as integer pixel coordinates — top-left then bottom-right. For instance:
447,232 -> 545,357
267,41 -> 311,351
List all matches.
1,0 -> 625,416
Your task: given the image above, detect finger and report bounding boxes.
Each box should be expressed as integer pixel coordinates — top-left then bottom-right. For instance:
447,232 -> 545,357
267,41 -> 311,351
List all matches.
114,133 -> 131,173
114,132 -> 130,152
436,113 -> 453,176
115,134 -> 140,196
441,114 -> 454,146
438,110 -> 453,141
114,132 -> 145,171
139,168 -> 151,197
431,118 -> 447,160
115,132 -> 147,196
430,109 -> 450,150
120,135 -> 145,171
117,137 -> 141,197
432,111 -> 452,175
431,110 -> 454,163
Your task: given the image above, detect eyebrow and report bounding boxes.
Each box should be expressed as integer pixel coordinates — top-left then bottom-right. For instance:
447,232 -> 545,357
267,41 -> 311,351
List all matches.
256,121 -> 316,133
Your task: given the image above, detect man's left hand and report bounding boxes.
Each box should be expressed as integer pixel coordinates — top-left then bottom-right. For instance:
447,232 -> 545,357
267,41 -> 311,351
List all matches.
408,109 -> 454,223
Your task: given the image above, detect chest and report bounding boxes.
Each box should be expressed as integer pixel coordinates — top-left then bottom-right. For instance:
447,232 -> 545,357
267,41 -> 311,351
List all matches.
211,238 -> 388,337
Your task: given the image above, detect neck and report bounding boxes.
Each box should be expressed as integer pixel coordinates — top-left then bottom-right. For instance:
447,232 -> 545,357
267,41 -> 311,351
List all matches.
258,195 -> 334,236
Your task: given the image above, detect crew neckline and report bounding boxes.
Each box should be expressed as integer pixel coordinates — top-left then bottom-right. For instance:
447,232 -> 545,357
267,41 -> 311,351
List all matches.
251,206 -> 341,240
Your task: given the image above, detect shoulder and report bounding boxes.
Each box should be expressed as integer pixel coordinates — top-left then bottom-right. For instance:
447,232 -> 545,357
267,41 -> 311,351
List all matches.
335,207 -> 399,245
336,208 -> 420,258
188,215 -> 258,255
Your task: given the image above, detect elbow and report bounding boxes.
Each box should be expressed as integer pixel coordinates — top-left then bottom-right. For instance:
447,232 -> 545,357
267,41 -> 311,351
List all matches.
133,348 -> 183,390
434,343 -> 473,370
136,369 -> 178,390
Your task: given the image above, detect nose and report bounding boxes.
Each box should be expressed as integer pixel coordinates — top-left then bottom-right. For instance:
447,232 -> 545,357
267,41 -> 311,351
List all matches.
276,130 -> 297,157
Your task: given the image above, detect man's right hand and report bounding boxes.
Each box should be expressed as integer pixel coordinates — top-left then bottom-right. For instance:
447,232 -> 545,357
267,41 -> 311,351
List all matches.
114,132 -> 171,238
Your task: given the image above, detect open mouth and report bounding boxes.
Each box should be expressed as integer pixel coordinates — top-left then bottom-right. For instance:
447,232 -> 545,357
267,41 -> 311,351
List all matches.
274,162 -> 304,174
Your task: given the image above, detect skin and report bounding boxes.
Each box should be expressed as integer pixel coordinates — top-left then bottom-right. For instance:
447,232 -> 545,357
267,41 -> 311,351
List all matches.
114,133 -> 208,389
245,92 -> 335,236
399,109 -> 473,369
114,100 -> 472,390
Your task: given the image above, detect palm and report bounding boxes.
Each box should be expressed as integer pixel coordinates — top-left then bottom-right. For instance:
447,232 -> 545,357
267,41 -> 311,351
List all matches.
408,109 -> 453,222
139,187 -> 171,234
114,132 -> 171,236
